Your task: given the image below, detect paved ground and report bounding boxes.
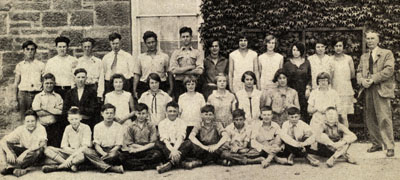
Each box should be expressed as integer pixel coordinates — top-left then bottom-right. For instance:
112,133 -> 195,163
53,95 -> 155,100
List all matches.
1,143 -> 400,180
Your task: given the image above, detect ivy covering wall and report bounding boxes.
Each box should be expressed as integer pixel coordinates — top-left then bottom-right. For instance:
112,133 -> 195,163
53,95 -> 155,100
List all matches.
199,0 -> 400,139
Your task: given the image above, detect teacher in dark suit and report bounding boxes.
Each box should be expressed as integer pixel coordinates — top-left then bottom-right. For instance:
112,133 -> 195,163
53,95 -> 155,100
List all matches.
63,68 -> 100,130
356,30 -> 395,157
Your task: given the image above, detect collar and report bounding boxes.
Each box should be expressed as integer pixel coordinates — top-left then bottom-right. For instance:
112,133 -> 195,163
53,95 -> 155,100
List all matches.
22,59 -> 38,64
71,123 -> 82,132
146,50 -> 161,56
132,120 -> 149,128
180,46 -> 193,51
40,91 -> 57,96
205,55 -> 226,62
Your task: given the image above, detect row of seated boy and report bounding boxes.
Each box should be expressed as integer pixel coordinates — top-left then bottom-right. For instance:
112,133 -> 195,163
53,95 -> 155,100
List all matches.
0,101 -> 357,177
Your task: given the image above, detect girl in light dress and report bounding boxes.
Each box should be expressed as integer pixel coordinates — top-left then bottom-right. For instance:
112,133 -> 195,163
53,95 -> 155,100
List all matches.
178,75 -> 206,127
229,33 -> 259,93
138,73 -> 172,125
308,39 -> 332,90
329,37 -> 355,127
104,73 -> 135,127
261,69 -> 300,126
207,73 -> 237,128
235,71 -> 262,125
258,34 -> 284,91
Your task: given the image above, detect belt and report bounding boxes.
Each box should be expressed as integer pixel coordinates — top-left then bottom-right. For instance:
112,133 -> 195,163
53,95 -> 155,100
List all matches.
20,90 -> 41,94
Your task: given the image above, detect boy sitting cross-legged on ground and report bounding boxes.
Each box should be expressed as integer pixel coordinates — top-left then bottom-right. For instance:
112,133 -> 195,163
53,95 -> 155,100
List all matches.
314,107 -> 357,167
82,103 -> 124,173
184,104 -> 229,169
155,101 -> 192,174
280,107 -> 320,166
250,106 -> 291,168
0,110 -> 47,177
119,103 -> 163,171
42,106 -> 91,173
220,109 -> 261,166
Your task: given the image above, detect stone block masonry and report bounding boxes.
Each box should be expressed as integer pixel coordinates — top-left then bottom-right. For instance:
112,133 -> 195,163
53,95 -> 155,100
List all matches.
0,0 -> 132,132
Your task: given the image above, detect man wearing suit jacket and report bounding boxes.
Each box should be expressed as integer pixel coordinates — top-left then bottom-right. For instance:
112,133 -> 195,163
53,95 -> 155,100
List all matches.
63,68 -> 100,130
356,30 -> 395,157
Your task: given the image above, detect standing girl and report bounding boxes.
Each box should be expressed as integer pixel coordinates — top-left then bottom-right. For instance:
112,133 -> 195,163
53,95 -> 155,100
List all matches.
258,34 -> 284,90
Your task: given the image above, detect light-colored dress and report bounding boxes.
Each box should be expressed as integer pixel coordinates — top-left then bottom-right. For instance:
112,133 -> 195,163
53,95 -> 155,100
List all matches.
258,52 -> 283,90
178,92 -> 206,127
138,90 -> 173,125
230,49 -> 258,93
235,89 -> 262,124
207,90 -> 237,128
308,54 -> 332,90
330,54 -> 355,114
105,91 -> 133,126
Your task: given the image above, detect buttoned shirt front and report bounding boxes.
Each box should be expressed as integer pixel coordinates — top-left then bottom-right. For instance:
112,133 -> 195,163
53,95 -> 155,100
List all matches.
122,121 -> 157,151
77,56 -> 102,84
45,55 -> 78,86
138,90 -> 172,125
190,121 -> 226,145
236,89 -> 262,122
61,123 -> 92,149
158,117 -> 187,144
93,121 -> 124,148
225,123 -> 251,148
251,121 -> 280,152
31,91 -> 63,126
280,120 -> 314,147
318,122 -> 357,145
135,51 -> 169,82
203,55 -> 229,85
169,46 -> 204,81
15,59 -> 45,91
4,124 -> 47,150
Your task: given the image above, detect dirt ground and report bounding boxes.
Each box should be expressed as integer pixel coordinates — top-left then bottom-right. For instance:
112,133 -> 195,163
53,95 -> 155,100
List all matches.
1,143 -> 399,180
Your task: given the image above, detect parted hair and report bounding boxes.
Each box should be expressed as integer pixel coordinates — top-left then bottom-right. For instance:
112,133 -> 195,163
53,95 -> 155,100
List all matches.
201,104 -> 215,114
232,109 -> 246,119
55,36 -> 70,47
74,68 -> 87,76
22,40 -> 37,50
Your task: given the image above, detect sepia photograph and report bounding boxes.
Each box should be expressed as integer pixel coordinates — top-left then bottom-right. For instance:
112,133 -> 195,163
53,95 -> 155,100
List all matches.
0,0 -> 399,179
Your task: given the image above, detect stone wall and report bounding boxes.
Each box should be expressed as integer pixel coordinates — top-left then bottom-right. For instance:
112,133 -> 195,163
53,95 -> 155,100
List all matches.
0,0 -> 132,133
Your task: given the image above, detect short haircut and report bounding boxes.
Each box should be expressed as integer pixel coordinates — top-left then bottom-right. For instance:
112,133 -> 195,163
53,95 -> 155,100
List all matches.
241,71 -> 257,84
143,31 -> 158,42
55,36 -> 70,47
68,106 -> 81,115
110,73 -> 126,84
166,101 -> 179,110
260,106 -> 272,112
264,34 -> 278,49
81,37 -> 96,47
206,38 -> 219,48
201,104 -> 215,114
237,32 -> 249,41
102,103 -> 116,112
183,75 -> 197,85
365,29 -> 380,37
109,32 -> 122,41
331,36 -> 347,48
316,72 -> 331,85
214,73 -> 227,84
42,73 -> 56,82
24,109 -> 37,119
288,42 -> 305,58
74,68 -> 87,76
287,107 -> 301,116
325,106 -> 337,112
179,26 -> 193,36
232,109 -> 246,119
315,38 -> 326,46
147,73 -> 161,84
136,103 -> 149,112
22,40 -> 38,50
272,68 -> 288,83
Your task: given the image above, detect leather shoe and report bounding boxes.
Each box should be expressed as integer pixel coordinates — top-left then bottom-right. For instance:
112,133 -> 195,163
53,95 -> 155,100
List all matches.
367,146 -> 382,153
386,149 -> 395,157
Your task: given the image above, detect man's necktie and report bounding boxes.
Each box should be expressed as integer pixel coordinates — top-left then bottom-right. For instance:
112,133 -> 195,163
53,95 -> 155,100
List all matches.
289,124 -> 296,140
368,51 -> 374,74
111,51 -> 118,75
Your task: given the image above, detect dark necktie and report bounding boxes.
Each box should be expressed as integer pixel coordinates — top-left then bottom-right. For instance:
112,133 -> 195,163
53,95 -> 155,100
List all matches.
289,124 -> 297,140
249,97 -> 253,119
111,51 -> 118,74
151,93 -> 157,114
368,51 -> 374,74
